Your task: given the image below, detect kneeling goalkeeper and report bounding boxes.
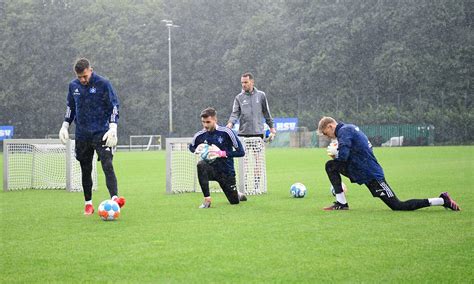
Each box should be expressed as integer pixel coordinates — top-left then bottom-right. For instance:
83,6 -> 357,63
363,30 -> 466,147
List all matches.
318,116 -> 461,211
189,107 -> 247,208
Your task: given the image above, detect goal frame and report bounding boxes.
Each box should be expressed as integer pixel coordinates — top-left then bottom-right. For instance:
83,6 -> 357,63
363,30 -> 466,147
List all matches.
3,139 -> 97,192
128,135 -> 162,151
165,137 -> 267,195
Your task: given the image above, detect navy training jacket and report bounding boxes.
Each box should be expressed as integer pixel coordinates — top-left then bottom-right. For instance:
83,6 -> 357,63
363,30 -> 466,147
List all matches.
335,123 -> 385,184
189,125 -> 245,176
64,72 -> 119,141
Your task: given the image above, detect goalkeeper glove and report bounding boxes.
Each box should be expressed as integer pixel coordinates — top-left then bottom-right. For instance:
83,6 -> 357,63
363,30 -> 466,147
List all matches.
264,128 -> 276,143
59,121 -> 70,145
213,150 -> 227,158
102,123 -> 118,147
327,140 -> 339,159
269,132 -> 275,142
194,143 -> 207,154
208,144 -> 227,159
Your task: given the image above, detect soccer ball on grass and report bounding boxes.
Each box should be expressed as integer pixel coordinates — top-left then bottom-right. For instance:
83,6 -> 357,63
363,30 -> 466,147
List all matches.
98,199 -> 120,221
290,183 -> 307,198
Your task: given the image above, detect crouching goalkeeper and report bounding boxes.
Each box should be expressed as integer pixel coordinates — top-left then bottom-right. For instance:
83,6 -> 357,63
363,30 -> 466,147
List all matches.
318,116 -> 461,211
189,107 -> 247,208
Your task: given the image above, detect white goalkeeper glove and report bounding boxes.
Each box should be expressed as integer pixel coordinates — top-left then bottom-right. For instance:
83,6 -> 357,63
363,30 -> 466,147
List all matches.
102,123 -> 118,147
269,132 -> 275,142
59,121 -> 70,145
194,143 -> 207,154
264,128 -> 276,143
207,144 -> 227,159
327,140 -> 339,159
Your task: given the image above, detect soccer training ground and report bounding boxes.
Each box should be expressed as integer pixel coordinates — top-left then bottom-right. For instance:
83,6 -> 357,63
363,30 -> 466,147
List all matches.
1,146 -> 473,283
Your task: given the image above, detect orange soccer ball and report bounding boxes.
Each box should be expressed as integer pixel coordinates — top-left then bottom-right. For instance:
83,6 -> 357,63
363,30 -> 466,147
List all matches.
97,200 -> 120,221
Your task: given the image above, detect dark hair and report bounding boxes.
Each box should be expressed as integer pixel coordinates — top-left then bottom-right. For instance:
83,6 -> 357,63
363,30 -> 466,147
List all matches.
241,72 -> 254,80
74,58 -> 90,73
200,107 -> 217,118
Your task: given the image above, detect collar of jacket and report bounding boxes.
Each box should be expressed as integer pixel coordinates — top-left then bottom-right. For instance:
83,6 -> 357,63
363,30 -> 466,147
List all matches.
242,87 -> 258,96
335,122 -> 344,137
88,72 -> 97,85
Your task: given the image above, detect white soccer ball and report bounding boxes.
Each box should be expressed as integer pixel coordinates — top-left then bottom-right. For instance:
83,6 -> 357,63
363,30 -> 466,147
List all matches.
196,144 -> 218,163
98,199 -> 120,221
330,182 -> 348,196
290,182 -> 307,198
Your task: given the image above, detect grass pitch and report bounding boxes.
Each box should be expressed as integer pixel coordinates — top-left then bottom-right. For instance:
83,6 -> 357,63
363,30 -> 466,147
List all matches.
1,146 -> 473,283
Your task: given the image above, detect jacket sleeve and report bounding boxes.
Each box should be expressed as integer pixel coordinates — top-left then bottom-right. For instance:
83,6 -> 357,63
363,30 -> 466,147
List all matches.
335,128 -> 352,161
64,84 -> 75,124
189,142 -> 197,153
227,97 -> 241,125
226,130 -> 245,158
106,81 -> 119,124
189,132 -> 202,153
261,93 -> 274,128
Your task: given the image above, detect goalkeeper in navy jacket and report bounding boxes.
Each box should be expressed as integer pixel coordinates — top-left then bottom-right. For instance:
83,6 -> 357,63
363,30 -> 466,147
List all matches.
317,116 -> 460,211
189,107 -> 247,208
59,58 -> 125,215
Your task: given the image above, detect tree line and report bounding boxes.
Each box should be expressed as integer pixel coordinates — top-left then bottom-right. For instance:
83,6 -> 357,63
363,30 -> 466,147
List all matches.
1,0 -> 472,144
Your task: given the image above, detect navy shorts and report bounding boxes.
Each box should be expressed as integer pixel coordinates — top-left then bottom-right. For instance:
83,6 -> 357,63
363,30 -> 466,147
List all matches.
75,140 -> 114,163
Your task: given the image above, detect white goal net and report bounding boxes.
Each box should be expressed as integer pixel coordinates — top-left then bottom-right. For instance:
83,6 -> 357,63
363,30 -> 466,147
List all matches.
166,137 -> 267,195
3,139 -> 98,192
239,137 -> 267,195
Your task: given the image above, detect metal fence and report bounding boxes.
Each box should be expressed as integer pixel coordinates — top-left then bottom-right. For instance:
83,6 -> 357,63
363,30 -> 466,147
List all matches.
268,124 -> 435,148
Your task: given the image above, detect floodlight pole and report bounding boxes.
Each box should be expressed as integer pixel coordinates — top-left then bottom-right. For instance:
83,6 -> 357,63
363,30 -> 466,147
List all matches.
162,19 -> 179,135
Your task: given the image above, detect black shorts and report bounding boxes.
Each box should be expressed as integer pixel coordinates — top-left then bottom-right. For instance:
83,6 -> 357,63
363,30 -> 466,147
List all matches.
366,179 -> 396,199
199,161 -> 236,189
75,140 -> 114,163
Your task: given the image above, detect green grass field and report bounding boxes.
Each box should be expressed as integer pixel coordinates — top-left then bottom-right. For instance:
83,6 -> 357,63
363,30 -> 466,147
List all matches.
1,146 -> 473,283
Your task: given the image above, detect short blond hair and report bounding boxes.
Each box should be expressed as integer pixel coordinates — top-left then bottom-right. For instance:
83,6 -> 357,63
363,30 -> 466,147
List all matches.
317,116 -> 337,135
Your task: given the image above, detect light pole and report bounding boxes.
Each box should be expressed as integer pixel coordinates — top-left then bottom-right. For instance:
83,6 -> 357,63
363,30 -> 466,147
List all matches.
161,19 -> 179,135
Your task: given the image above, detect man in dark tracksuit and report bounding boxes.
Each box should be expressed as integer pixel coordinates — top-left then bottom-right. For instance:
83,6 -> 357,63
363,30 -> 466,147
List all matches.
59,58 -> 125,215
190,107 -> 246,208
318,116 -> 461,211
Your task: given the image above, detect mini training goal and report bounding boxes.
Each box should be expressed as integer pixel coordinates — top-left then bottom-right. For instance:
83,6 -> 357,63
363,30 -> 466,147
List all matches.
3,139 -> 97,192
166,137 -> 267,195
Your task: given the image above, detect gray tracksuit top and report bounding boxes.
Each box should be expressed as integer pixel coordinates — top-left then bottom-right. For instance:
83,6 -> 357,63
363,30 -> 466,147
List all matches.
227,87 -> 274,135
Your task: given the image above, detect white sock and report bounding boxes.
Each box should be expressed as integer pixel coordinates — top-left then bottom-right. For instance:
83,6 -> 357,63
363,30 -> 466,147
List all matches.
85,200 -> 92,205
428,198 -> 444,206
112,195 -> 118,200
336,193 -> 347,204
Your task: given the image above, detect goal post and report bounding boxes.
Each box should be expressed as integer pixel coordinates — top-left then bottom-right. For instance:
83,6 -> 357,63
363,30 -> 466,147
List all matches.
238,137 -> 267,195
165,137 -> 267,195
3,139 -> 98,192
128,135 -> 162,151
45,133 -> 75,140
165,138 -> 198,194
